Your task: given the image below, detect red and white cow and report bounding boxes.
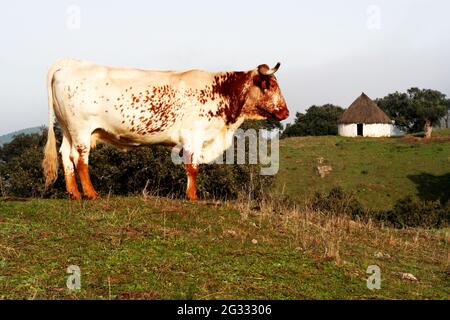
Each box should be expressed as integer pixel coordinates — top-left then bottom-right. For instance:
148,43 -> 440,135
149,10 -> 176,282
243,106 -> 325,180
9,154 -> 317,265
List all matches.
42,59 -> 289,200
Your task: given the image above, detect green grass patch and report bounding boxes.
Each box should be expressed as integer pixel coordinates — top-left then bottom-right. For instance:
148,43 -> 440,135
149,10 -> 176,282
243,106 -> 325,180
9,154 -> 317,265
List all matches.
275,134 -> 450,210
0,197 -> 448,299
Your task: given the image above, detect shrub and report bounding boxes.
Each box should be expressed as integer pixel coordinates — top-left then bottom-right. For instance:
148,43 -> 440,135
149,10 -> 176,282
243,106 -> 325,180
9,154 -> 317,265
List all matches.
0,128 -> 274,200
309,187 -> 449,229
374,196 -> 450,229
0,133 -> 66,198
309,187 -> 365,219
88,144 -> 186,197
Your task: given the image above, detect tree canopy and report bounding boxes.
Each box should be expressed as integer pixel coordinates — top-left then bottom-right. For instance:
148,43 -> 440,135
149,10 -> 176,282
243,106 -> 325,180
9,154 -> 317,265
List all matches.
282,104 -> 344,137
240,119 -> 283,131
376,88 -> 448,135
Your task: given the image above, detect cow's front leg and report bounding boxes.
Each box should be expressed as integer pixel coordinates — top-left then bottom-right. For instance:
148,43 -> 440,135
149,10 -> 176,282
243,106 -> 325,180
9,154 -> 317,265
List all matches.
183,150 -> 199,201
185,163 -> 199,201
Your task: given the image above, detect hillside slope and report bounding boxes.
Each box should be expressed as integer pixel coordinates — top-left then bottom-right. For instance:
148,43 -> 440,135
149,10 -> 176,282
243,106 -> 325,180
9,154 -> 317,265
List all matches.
0,127 -> 42,145
275,133 -> 450,210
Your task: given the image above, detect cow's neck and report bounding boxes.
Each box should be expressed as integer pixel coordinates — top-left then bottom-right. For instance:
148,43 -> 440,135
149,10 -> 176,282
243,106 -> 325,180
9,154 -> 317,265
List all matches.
212,71 -> 252,125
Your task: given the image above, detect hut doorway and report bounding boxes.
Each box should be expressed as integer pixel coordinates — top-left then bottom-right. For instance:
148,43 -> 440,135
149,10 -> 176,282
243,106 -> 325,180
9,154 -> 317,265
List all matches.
357,123 -> 363,136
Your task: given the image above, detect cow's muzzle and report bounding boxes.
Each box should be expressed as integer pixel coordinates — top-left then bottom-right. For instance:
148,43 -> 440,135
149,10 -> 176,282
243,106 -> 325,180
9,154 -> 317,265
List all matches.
274,108 -> 289,121
257,106 -> 289,121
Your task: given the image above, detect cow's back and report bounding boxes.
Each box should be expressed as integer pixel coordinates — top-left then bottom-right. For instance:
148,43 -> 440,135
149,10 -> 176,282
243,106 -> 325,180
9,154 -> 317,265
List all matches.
50,59 -> 222,149
54,59 -> 213,88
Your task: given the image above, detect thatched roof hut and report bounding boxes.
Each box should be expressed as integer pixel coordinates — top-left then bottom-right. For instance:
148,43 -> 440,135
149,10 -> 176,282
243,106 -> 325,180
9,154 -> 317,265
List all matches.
338,93 -> 391,124
338,93 -> 402,137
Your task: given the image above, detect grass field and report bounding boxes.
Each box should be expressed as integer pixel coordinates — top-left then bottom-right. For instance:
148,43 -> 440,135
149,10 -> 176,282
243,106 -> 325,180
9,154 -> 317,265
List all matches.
0,130 -> 449,299
0,196 -> 448,299
275,131 -> 450,210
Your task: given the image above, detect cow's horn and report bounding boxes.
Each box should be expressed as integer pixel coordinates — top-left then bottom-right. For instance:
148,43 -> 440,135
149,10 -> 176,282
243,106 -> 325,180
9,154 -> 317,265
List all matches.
258,62 -> 281,76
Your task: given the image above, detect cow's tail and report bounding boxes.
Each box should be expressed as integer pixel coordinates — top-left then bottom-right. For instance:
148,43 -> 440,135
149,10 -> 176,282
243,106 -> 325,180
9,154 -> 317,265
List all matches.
42,62 -> 62,188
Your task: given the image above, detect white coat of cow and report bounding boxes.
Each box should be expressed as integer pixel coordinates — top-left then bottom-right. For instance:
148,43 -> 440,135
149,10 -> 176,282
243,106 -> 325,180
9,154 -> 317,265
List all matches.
42,59 -> 289,200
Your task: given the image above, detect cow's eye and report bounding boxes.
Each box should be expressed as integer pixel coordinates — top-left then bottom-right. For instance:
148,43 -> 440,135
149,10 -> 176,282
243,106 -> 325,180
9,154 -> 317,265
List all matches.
253,76 -> 269,93
261,80 -> 269,92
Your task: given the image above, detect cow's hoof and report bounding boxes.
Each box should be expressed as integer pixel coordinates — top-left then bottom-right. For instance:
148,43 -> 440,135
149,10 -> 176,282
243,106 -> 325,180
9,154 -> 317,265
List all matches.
69,192 -> 82,200
85,193 -> 100,200
186,195 -> 198,201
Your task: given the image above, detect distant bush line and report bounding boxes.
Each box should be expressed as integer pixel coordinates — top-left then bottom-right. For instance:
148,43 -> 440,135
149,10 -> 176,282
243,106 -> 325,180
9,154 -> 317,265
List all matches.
0,125 -> 273,201
310,187 -> 449,229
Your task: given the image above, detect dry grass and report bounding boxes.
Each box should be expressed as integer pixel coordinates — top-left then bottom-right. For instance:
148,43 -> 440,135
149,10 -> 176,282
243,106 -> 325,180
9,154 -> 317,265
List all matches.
0,195 -> 448,299
229,193 -> 449,284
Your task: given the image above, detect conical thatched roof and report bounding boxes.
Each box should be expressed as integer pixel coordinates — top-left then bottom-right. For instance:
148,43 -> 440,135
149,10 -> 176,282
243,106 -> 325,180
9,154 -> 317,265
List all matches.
338,93 -> 392,124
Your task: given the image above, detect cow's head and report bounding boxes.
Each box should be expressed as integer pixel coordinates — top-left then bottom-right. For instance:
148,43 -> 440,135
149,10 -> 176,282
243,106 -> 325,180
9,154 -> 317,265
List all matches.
242,63 -> 289,121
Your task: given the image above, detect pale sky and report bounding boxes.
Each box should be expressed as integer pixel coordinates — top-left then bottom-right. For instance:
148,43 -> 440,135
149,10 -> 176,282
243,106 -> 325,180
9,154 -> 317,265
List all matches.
1,0 -> 449,135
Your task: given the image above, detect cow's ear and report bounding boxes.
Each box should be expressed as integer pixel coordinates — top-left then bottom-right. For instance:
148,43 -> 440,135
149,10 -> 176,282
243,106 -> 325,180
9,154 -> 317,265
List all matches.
252,74 -> 261,86
257,64 -> 270,74
257,63 -> 280,76
252,73 -> 268,91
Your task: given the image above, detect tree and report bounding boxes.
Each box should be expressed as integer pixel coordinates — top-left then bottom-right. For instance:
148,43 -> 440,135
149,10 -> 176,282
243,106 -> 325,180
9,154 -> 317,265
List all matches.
240,119 -> 283,131
409,88 -> 447,138
375,92 -> 411,131
376,88 -> 447,138
282,104 -> 344,137
443,99 -> 450,129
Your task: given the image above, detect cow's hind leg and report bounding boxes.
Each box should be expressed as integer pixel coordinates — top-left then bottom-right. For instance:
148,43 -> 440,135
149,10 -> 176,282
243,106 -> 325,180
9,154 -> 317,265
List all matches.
71,134 -> 99,200
60,136 -> 81,200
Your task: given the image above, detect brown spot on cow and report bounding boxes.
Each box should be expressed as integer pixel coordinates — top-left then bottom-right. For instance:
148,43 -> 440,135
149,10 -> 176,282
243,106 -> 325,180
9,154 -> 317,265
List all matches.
211,72 -> 251,124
